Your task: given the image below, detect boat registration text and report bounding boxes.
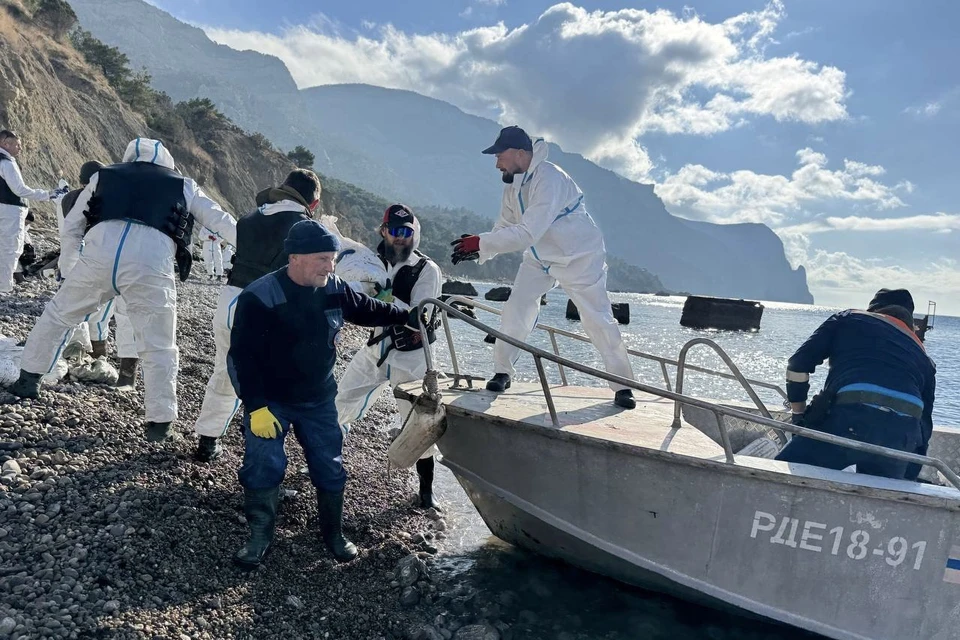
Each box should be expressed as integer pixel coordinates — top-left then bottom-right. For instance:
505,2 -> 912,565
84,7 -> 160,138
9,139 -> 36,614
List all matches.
750,510 -> 926,570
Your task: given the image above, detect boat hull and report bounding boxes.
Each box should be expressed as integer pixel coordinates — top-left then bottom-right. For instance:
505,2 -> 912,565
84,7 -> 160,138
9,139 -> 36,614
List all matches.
422,388 -> 960,640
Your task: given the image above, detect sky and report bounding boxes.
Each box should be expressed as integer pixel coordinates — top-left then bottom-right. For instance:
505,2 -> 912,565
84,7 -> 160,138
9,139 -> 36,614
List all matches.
147,0 -> 959,314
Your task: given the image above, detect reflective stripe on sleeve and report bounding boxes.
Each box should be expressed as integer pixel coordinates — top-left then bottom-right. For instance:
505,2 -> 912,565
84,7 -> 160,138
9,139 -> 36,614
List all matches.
786,370 -> 809,382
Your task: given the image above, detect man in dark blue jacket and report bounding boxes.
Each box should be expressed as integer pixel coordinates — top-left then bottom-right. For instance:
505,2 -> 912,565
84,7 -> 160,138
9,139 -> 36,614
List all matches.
227,220 -> 416,569
775,288 -> 936,480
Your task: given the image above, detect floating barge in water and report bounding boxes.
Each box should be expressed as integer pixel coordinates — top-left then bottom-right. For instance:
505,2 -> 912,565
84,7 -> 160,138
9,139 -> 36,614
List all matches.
680,295 -> 764,331
395,296 -> 960,640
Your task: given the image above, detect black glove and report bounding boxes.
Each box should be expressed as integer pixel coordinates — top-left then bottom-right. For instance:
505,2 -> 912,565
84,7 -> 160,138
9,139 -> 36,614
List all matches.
83,195 -> 102,228
174,243 -> 193,282
404,308 -> 426,331
18,244 -> 36,267
450,234 -> 480,265
790,413 -> 805,427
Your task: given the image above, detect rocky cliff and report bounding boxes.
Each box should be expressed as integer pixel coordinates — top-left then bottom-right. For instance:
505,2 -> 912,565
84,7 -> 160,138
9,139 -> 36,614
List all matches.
0,0 -> 663,293
67,0 -> 813,303
0,0 -> 296,231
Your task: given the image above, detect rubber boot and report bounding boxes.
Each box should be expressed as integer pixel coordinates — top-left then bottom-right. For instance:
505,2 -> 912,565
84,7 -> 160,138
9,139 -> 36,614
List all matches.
8,370 -> 42,399
144,421 -> 175,442
614,389 -> 636,409
233,486 -> 280,570
90,340 -> 108,359
316,490 -> 358,562
485,373 -> 511,392
193,435 -> 222,462
416,456 -> 442,512
115,358 -> 139,388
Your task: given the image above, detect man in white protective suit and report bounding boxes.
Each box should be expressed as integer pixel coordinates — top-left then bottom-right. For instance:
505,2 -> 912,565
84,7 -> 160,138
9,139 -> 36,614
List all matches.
7,138 -> 237,442
202,226 -> 224,278
57,160 -> 138,382
451,126 -> 637,409
191,169 -> 320,462
336,204 -> 443,509
0,130 -> 64,293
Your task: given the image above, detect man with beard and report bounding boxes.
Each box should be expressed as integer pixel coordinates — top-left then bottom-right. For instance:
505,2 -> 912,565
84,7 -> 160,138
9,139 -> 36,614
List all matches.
451,126 -> 637,409
336,204 -> 444,509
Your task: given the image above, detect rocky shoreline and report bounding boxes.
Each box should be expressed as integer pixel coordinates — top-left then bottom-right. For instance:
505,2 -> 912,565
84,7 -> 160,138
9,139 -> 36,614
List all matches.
0,271 -> 511,640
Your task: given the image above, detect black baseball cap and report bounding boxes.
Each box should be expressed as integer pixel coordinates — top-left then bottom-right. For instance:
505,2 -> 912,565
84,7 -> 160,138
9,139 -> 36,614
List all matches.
482,125 -> 533,154
383,203 -> 416,229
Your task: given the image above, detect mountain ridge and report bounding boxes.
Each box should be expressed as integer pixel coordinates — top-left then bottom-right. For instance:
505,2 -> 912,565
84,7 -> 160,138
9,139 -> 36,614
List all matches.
67,0 -> 813,303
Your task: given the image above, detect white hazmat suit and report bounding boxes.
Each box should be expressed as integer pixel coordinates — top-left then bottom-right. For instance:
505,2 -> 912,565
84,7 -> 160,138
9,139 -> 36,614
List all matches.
19,138 -> 236,423
0,148 -> 53,292
478,138 -> 634,391
202,227 -> 224,277
57,189 -> 136,358
336,217 -> 442,433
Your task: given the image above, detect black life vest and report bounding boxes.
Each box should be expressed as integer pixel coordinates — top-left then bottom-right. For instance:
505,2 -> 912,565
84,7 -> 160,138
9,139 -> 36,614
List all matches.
367,247 -> 439,365
88,162 -> 187,239
0,155 -> 26,207
227,207 -> 307,289
60,188 -> 83,220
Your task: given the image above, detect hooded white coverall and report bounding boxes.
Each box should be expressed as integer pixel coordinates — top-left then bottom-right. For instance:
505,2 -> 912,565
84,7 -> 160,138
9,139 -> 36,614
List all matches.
478,139 -> 635,391
0,148 -> 52,293
222,243 -> 234,272
192,199 -> 307,438
336,218 -> 442,439
202,227 -> 224,276
56,190 -> 136,358
19,138 -> 236,423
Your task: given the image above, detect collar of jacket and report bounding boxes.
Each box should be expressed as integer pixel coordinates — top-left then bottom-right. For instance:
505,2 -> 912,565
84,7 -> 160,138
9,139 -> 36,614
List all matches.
255,185 -> 311,210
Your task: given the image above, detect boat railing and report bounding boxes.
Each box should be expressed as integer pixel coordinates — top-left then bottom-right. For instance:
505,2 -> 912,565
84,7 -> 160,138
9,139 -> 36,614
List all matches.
437,295 -> 787,401
417,297 -> 960,491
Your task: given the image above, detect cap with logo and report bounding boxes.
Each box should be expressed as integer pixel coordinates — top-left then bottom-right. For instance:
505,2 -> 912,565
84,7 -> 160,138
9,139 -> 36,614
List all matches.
383,203 -> 416,229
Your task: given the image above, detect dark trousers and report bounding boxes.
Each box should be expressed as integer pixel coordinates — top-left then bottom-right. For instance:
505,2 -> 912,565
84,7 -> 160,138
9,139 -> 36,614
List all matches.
238,398 -> 346,492
775,404 -> 923,480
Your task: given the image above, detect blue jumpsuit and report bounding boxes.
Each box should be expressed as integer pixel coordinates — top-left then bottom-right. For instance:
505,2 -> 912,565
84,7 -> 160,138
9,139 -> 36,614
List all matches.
775,310 -> 936,480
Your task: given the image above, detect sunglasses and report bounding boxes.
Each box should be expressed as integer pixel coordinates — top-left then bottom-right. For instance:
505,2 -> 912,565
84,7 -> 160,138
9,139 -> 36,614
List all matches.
387,226 -> 413,239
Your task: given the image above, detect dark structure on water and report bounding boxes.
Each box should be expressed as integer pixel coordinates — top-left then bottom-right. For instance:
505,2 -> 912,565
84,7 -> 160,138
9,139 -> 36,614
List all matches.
680,295 -> 763,331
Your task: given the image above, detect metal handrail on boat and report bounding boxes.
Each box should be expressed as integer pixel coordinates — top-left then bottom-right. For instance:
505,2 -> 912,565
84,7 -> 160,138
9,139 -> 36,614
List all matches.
672,338 -> 788,444
415,297 -> 960,491
438,295 -> 787,400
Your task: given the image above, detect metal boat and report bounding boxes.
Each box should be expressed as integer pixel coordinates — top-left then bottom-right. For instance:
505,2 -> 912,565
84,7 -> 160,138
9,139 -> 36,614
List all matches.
394,296 -> 960,640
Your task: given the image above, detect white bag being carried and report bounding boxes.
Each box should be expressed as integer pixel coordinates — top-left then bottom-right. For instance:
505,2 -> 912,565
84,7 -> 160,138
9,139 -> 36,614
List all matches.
321,215 -> 387,296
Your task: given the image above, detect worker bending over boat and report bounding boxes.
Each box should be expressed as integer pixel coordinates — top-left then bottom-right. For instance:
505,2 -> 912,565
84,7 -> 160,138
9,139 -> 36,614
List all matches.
776,288 -> 936,480
451,126 -> 637,409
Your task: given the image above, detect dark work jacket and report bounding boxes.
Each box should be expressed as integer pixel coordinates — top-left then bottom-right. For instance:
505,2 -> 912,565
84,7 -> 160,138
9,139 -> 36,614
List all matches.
0,156 -> 25,207
227,207 -> 307,289
227,268 -> 410,412
786,310 -> 937,444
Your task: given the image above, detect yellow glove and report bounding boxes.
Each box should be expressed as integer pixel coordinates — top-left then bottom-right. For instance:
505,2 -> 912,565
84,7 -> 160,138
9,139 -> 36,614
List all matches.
250,407 -> 282,439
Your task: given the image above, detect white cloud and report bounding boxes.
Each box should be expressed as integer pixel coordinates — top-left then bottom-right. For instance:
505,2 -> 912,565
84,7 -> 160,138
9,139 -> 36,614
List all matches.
904,86 -> 960,118
654,148 -> 905,225
782,212 -> 960,235
206,1 -> 848,180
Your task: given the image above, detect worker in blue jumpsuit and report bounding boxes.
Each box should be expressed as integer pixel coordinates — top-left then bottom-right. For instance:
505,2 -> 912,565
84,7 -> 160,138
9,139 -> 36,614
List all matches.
775,289 -> 936,480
